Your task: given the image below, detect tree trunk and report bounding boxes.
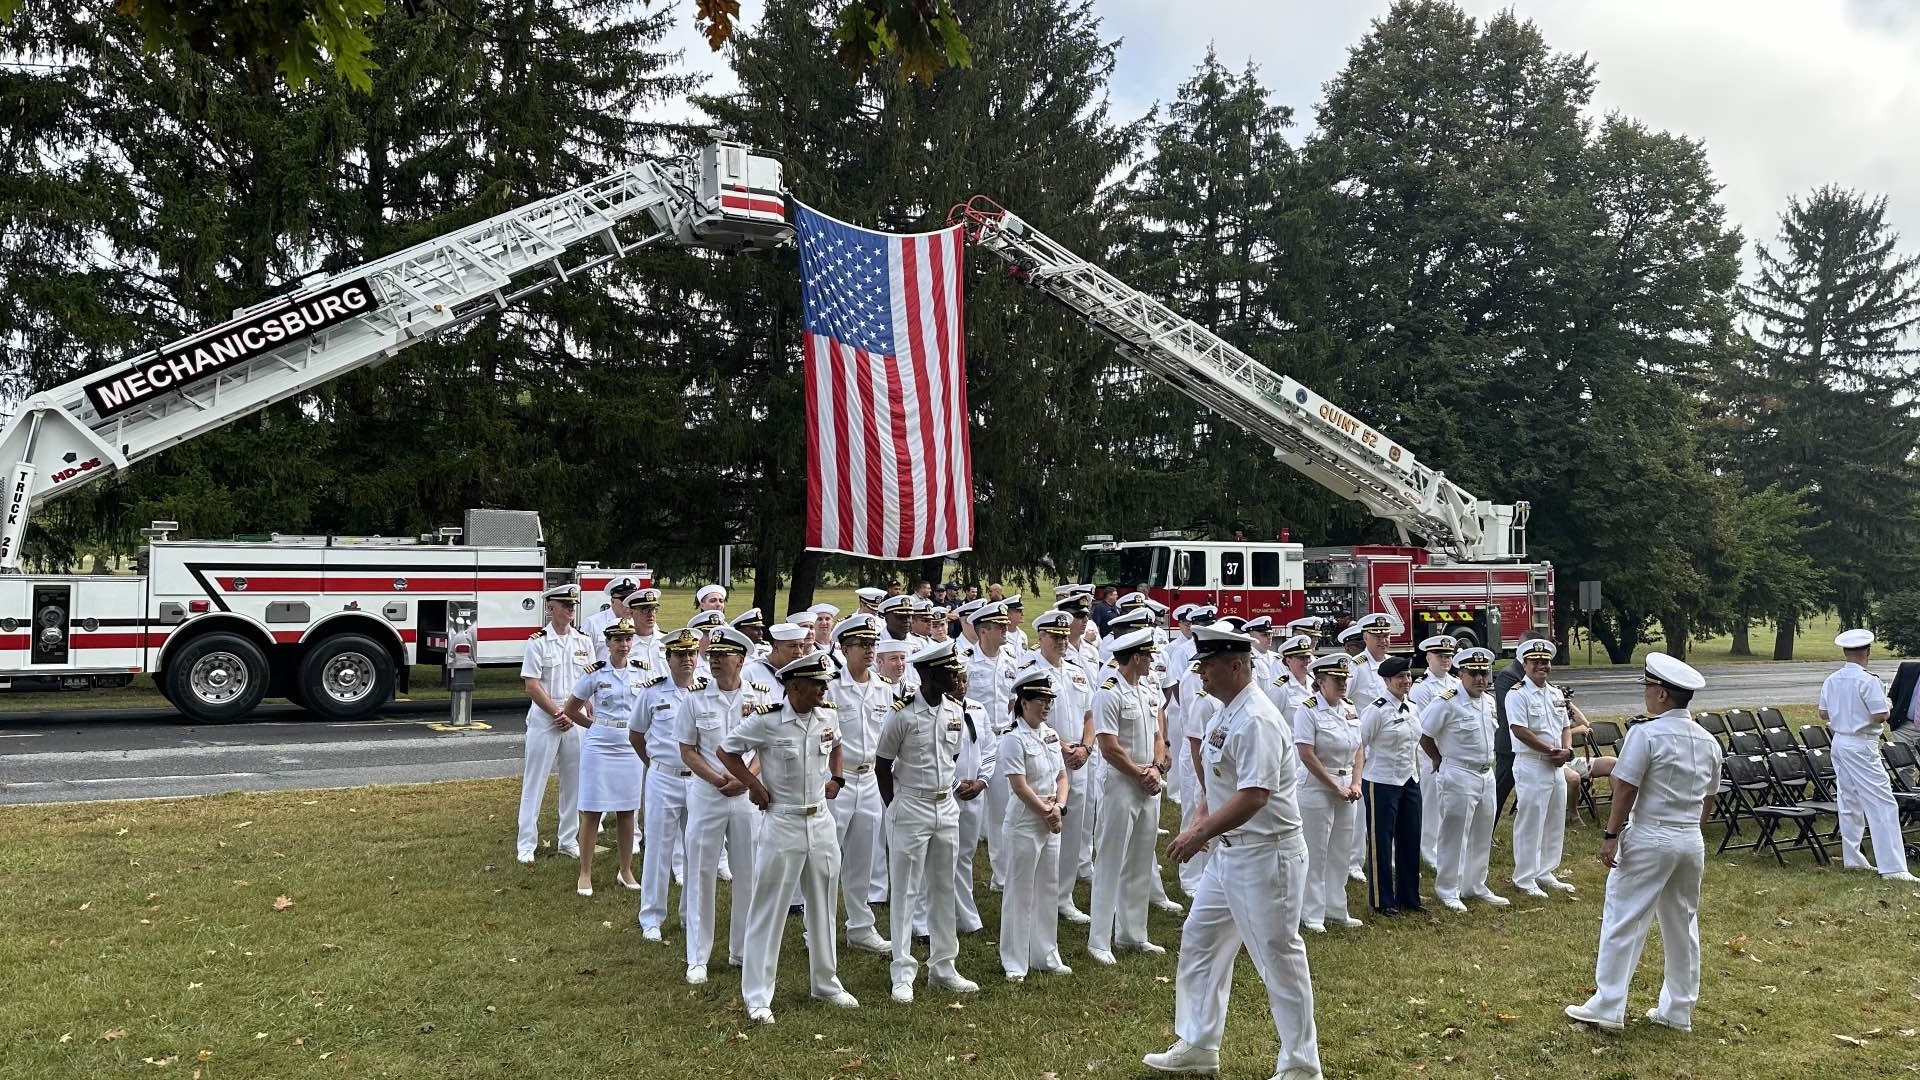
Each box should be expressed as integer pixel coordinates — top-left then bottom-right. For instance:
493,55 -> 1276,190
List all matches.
1729,608 -> 1751,657
787,548 -> 824,615
1771,614 -> 1796,661
1659,612 -> 1690,660
1593,612 -> 1639,664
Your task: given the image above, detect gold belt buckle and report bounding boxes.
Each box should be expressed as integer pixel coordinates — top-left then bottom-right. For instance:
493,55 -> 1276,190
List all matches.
803,805 -> 819,817
933,790 -> 948,800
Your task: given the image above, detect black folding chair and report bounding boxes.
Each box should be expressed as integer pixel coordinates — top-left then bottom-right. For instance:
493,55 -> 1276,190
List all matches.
1586,720 -> 1624,756
1760,724 -> 1799,753
1882,743 -> 1920,829
1798,723 -> 1832,751
1756,706 -> 1789,730
1726,709 -> 1760,735
1752,752 -> 1832,866
1696,712 -> 1730,751
1716,753 -> 1774,852
1729,730 -> 1766,756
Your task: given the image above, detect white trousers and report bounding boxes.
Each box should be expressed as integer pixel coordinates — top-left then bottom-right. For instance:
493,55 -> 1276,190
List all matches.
1055,764 -> 1092,910
829,771 -> 884,935
638,765 -> 689,930
517,715 -> 581,857
890,792 -> 962,986
1419,755 -> 1442,866
1297,783 -> 1357,923
1090,770 -> 1160,951
985,758 -> 1011,890
951,789 -> 987,932
1511,754 -> 1568,889
1173,839 -> 1322,1076
1832,734 -> 1911,875
1433,765 -> 1496,901
869,802 -> 891,904
1175,764 -> 1208,895
999,812 -> 1063,976
740,811 -> 846,1011
683,783 -> 757,967
1578,823 -> 1704,1027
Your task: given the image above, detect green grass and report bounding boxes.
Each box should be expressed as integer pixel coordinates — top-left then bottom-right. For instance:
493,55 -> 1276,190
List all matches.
1562,613 -> 1849,668
2,772 -> 1916,1079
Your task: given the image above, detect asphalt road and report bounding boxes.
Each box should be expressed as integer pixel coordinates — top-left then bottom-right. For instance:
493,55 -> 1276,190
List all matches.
0,660 -> 1896,806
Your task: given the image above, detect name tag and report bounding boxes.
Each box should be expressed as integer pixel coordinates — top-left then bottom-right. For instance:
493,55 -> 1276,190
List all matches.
1208,727 -> 1228,749
946,720 -> 963,732
1042,732 -> 1060,745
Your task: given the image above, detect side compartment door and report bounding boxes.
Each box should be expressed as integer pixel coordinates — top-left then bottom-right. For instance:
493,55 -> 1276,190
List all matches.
72,576 -> 151,673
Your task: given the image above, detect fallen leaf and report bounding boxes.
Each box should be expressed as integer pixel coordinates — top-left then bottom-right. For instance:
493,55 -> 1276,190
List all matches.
1444,1052 -> 1464,1064
77,902 -> 91,912
292,1036 -> 304,1046
141,1054 -> 178,1066
1442,1026 -> 1465,1039
117,828 -> 129,836
186,982 -> 201,990
814,1034 -> 826,1041
948,1002 -> 966,1010
139,919 -> 151,925
273,896 -> 295,911
232,820 -> 252,829
1407,997 -> 1429,1007
1775,917 -> 1793,927
485,1006 -> 496,1014
963,1053 -> 978,1063
58,1033 -> 72,1044
318,1051 -> 332,1060
1495,1012 -> 1519,1022
1154,975 -> 1171,984
420,1023 -> 435,1033
102,1028 -> 128,1042
1725,934 -> 1749,955
231,880 -> 251,888
253,1033 -> 268,1040
1042,1073 -> 1060,1080
1834,1034 -> 1865,1047
726,1031 -> 749,1044
839,1059 -> 863,1070
195,1050 -> 212,1061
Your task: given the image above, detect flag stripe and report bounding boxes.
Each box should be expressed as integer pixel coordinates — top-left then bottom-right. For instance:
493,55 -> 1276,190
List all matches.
916,234 -> 950,554
805,336 -> 825,547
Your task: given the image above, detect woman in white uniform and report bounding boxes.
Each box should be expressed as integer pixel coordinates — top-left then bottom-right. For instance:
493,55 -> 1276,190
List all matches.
998,667 -> 1072,981
561,619 -> 648,896
1292,653 -> 1364,931
1266,634 -> 1315,714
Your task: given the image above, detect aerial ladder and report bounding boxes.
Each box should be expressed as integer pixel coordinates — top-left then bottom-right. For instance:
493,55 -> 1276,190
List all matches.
947,197 -> 1530,563
0,142 -> 791,571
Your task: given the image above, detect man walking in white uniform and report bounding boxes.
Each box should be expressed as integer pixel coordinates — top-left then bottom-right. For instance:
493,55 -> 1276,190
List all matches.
1505,637 -> 1577,898
516,584 -> 594,864
1088,626 -> 1168,965
1566,652 -> 1718,1033
1418,647 -> 1510,912
826,614 -> 894,953
1819,630 -> 1917,882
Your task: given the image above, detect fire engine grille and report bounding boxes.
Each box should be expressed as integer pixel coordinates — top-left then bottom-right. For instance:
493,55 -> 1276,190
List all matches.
463,509 -> 543,548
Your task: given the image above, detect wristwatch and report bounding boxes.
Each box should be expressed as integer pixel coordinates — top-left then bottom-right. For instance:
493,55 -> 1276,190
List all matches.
1602,830 -> 1619,840
831,774 -> 847,787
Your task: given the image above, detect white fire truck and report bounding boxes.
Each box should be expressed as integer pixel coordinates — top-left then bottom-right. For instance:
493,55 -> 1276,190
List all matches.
951,197 -> 1554,652
0,143 -> 790,721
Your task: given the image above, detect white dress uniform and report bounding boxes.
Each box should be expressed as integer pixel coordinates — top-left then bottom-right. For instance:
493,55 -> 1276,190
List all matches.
722,690 -> 853,1015
1270,669 -> 1313,715
1819,654 -> 1913,877
1505,675 -> 1572,893
1168,666 -> 1212,894
1571,660 -> 1719,1032
1181,689 -> 1222,890
581,605 -> 624,664
878,687 -> 970,991
635,672 -> 695,933
828,664 -> 894,944
966,640 -> 1021,889
1409,666 -> 1461,866
1026,648 -> 1095,916
948,694 -> 993,933
1170,681 -> 1322,1078
1089,663 -> 1163,955
1419,679 -> 1503,907
571,659 -> 648,812
997,710 -> 1069,977
1292,691 -> 1362,927
517,619 -> 595,859
676,675 -> 765,972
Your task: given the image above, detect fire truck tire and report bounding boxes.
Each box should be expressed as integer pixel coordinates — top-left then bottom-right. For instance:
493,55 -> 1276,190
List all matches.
167,633 -> 271,723
1450,629 -> 1480,648
297,634 -> 396,721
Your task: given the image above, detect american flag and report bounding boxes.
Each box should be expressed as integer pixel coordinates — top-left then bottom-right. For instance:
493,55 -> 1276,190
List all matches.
796,201 -> 973,559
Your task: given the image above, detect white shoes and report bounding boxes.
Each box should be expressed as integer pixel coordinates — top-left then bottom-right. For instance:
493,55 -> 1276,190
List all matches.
1348,870 -> 1367,883
1301,921 -> 1327,934
847,930 -> 892,953
1440,896 -> 1468,913
1643,1007 -> 1691,1032
558,845 -> 581,859
516,852 -> 536,866
685,964 -> 707,985
1129,940 -> 1167,954
1541,875 -> 1577,893
1469,890 -> 1511,907
931,972 -> 981,993
813,990 -> 860,1009
641,926 -> 663,943
747,1007 -> 774,1025
576,885 -> 593,897
1334,916 -> 1363,929
1058,905 -> 1092,924
618,875 -> 641,891
1152,897 -> 1185,914
1882,871 -> 1920,883
1040,962 -> 1073,976
1516,885 -> 1549,900
1563,1003 -> 1623,1032
1271,1068 -> 1325,1080
1143,1039 -> 1220,1076
890,982 -> 914,1003
1005,972 -> 1026,983
1087,947 -> 1117,966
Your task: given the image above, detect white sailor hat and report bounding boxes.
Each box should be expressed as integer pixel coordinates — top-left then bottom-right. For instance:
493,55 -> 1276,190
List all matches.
1053,583 -> 1085,601
768,621 -> 810,642
1010,667 -> 1056,698
705,626 -> 753,654
1033,609 -> 1075,636
911,598 -> 936,617
1187,605 -> 1219,626
1215,615 -> 1247,633
855,587 -> 887,608
1418,634 -> 1458,653
729,607 -> 766,629
1279,633 -> 1314,658
1337,624 -> 1364,644
929,605 -> 950,619
687,610 -> 726,630
874,638 -> 911,658
1643,651 -> 1706,692
543,583 -> 580,604
1144,598 -> 1170,616
1308,653 -> 1351,678
1516,637 -> 1556,662
1108,627 -> 1158,655
1001,593 -> 1023,611
954,598 -> 985,620
1106,608 -> 1153,633
627,587 -> 662,608
606,574 -> 641,597
909,638 -> 966,672
878,594 -> 915,616
785,611 -> 816,628
1356,612 -> 1395,634
973,601 -> 1011,626
1117,591 -> 1148,611
833,613 -> 882,643
1455,646 -> 1495,672
809,602 -> 841,617
1835,628 -> 1874,650
777,650 -> 837,683
663,626 -> 703,652
1191,622 -> 1255,657
1243,616 -> 1273,634
1172,603 -> 1196,621
1284,616 -> 1323,636
601,618 -> 637,639
695,584 -> 727,605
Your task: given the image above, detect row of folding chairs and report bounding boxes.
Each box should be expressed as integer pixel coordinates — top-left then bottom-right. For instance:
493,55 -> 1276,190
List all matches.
1716,740 -> 1920,866
1694,708 -> 1833,752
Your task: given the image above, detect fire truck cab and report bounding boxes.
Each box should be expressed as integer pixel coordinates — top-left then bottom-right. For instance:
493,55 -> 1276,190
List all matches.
1080,533 -> 1306,624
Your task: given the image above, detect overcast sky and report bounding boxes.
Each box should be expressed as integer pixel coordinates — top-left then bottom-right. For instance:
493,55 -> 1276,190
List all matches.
662,0 -> 1920,270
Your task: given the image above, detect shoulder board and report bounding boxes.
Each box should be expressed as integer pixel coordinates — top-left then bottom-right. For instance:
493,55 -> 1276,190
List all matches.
631,659 -> 650,670
585,660 -> 607,672
1439,688 -> 1457,700
878,674 -> 896,685
641,675 -> 667,687
752,703 -> 781,715
750,681 -> 771,693
1101,677 -> 1118,690
691,676 -> 711,691
528,629 -> 547,639
1305,696 -> 1318,708
1197,689 -> 1209,698
892,698 -> 909,711
1415,672 -> 1429,681
1373,697 -> 1388,708
817,701 -> 837,709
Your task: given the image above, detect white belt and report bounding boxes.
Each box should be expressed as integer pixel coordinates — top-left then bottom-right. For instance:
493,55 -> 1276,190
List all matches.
651,762 -> 693,777
1635,818 -> 1701,830
1333,767 -> 1350,777
603,720 -> 628,730
1443,760 -> 1492,773
769,804 -> 825,817
899,785 -> 950,801
847,761 -> 875,774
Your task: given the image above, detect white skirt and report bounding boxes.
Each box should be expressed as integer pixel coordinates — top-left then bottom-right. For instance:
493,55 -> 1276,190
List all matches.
577,733 -> 643,812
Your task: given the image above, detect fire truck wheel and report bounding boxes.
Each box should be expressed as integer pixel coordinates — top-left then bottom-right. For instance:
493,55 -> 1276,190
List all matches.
1450,629 -> 1480,648
167,633 -> 271,722
298,634 -> 396,721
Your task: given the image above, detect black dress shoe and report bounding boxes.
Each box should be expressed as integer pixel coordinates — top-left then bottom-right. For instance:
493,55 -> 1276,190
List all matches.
1377,906 -> 1401,917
